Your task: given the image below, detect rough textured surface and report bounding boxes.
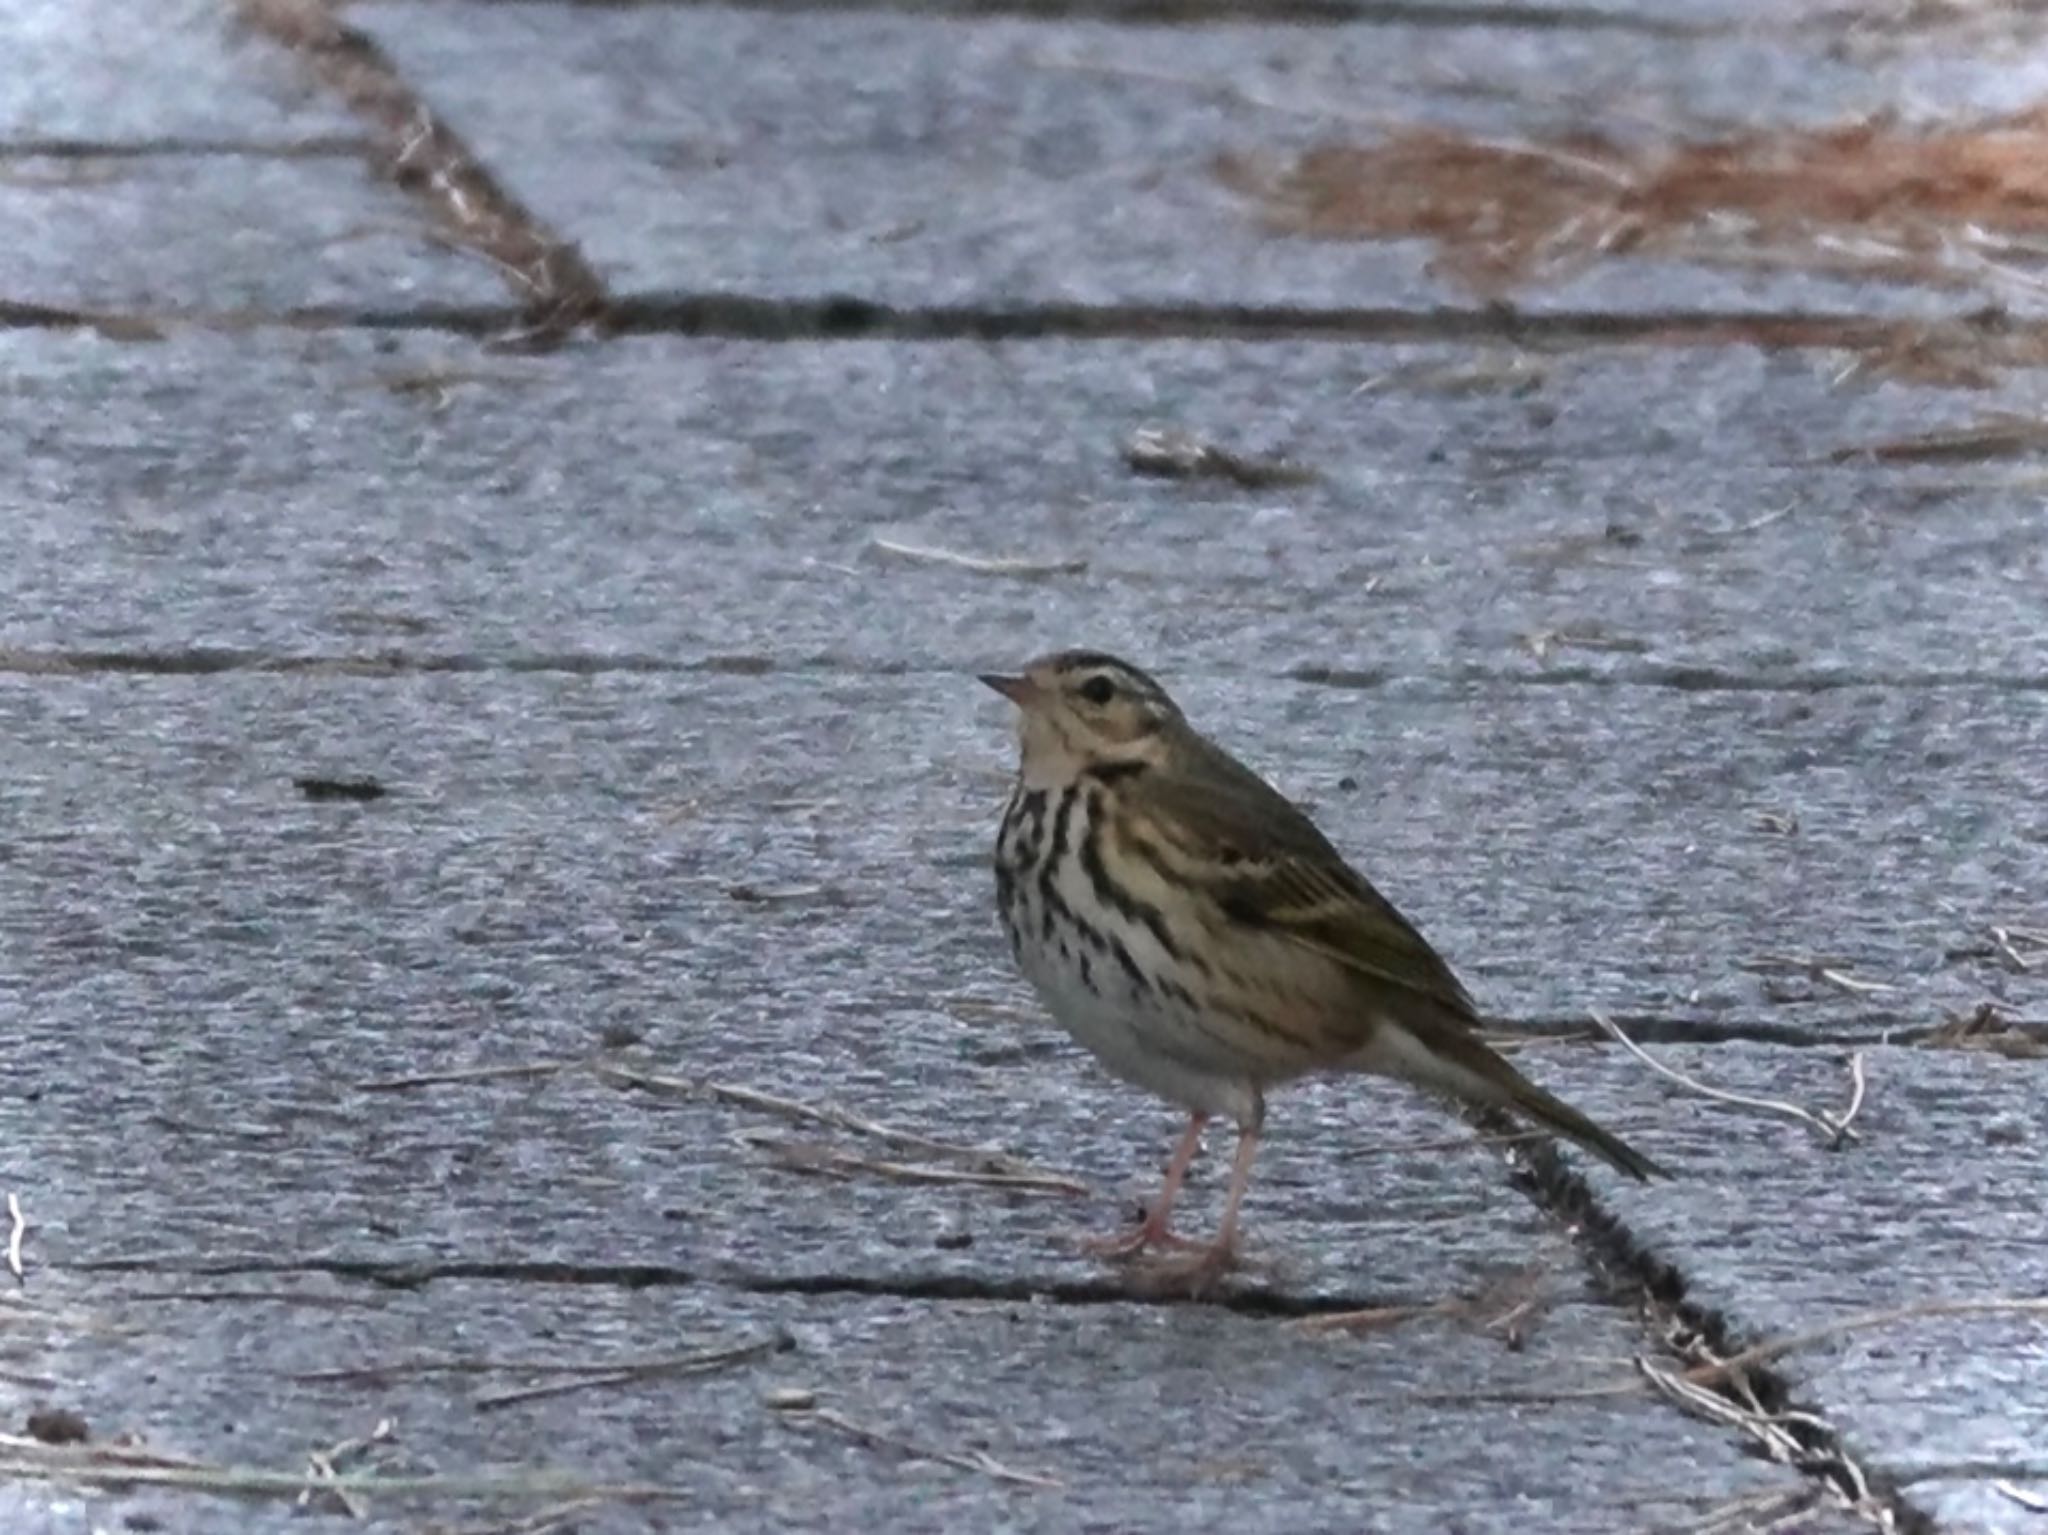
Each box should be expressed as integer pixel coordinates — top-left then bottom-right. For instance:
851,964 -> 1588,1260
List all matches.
0,1 -> 501,317
1578,1045 -> 2048,1526
0,0 -> 351,144
7,0 -> 2048,1530
1,1280 -> 1868,1535
1,664 -> 2040,1523
0,157 -> 504,316
0,672 -> 1892,1275
3,330 -> 2045,680
4,330 -> 2044,1046
353,2 -> 2048,317
1,645 -> 2043,1045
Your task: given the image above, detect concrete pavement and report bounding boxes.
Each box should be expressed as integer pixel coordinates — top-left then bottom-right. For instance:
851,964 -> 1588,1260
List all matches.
2,1 -> 2045,1531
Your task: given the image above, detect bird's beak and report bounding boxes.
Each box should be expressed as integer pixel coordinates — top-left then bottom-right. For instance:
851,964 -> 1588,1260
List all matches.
979,672 -> 1038,706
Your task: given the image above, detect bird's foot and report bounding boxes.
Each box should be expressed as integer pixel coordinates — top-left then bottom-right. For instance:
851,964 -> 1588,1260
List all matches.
1129,1236 -> 1241,1299
1070,1209 -> 1204,1261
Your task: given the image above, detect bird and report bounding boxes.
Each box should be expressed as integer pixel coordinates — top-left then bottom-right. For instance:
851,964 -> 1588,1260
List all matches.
981,648 -> 1666,1285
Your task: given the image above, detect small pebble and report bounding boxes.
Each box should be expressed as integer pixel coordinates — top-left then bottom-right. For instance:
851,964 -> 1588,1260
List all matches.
26,1406 -> 90,1445
763,1387 -> 817,1412
1984,1115 -> 2027,1147
293,775 -> 386,802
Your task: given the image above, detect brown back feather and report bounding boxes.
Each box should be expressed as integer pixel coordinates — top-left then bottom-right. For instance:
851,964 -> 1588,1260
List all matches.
1146,728 -> 1479,1023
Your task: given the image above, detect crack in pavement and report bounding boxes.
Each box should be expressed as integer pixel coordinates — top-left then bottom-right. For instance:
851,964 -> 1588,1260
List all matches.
66,1254 -> 1403,1318
1287,662 -> 2048,695
0,297 -> 522,338
1495,1116 -> 1928,1535
7,647 -> 2047,696
5,285 -> 2044,366
233,0 -> 606,345
0,135 -> 371,159
512,0 -> 1718,37
598,295 -> 2041,354
63,1125 -> 1977,1535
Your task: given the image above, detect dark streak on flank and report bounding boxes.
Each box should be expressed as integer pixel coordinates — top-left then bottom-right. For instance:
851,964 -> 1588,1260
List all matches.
1120,830 -> 1214,977
1079,795 -> 1184,962
1016,787 -> 1049,839
1107,933 -> 1150,995
1037,785 -> 1082,943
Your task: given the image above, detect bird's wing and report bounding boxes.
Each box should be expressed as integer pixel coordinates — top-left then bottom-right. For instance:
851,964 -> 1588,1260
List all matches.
1141,740 -> 1480,1022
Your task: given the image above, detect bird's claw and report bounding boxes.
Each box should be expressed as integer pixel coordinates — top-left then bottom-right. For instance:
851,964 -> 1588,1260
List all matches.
1070,1213 -> 1205,1260
1129,1239 -> 1242,1298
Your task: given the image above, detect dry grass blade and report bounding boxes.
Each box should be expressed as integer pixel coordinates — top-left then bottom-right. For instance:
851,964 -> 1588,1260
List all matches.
0,1439 -> 679,1505
472,1333 -> 787,1411
1739,953 -> 1895,995
1670,1487 -> 1817,1535
593,1062 -> 1061,1179
1995,1481 -> 2048,1513
870,537 -> 1086,579
1919,1000 -> 2048,1057
293,1334 -> 787,1401
784,1407 -> 1062,1490
299,1417 -> 395,1518
1479,1029 -> 1601,1053
1222,103 -> 2048,323
1122,426 -> 1318,487
1636,1356 -> 1822,1472
1297,1302 -> 1448,1336
1303,1260 -> 1560,1341
355,1060 -> 577,1092
1817,968 -> 1895,996
1393,1379 -> 1642,1405
1990,927 -> 2035,971
1680,1297 -> 2048,1389
1829,411 -> 2048,464
1590,1011 -> 1865,1147
737,1133 -> 1089,1196
1840,1052 -> 1869,1137
437,1497 -> 633,1535
0,1435 -> 206,1470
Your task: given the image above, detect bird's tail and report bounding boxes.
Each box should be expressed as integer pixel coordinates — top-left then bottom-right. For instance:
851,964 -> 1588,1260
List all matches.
1373,1018 -> 1671,1182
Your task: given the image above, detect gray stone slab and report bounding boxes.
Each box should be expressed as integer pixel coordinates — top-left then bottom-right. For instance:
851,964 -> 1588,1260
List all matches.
0,0 -> 353,145
0,666 -> 2038,1165
0,674 -> 1655,1301
354,1 -> 2048,316
440,0 -> 1805,26
1911,1480 -> 2048,1535
0,157 -> 506,317
1558,1043 -> 2048,1532
3,328 -> 2045,1043
3,329 -> 2046,681
0,1280 -> 1859,1535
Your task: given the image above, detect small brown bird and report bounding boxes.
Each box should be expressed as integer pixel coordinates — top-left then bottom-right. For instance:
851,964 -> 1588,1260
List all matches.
983,650 -> 1665,1282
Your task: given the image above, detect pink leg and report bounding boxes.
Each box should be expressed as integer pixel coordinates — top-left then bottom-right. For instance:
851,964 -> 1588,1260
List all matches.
1141,1121 -> 1262,1292
1211,1122 -> 1262,1259
1080,1113 -> 1208,1258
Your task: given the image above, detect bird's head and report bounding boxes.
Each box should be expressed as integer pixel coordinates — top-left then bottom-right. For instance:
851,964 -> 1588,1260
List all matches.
980,650 -> 1183,783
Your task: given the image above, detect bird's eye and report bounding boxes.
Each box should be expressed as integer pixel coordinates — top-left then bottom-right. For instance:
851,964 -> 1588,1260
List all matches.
1078,675 -> 1115,706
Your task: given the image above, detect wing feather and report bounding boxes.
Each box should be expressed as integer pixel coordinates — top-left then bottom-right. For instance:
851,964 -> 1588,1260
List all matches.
1141,739 -> 1478,1022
